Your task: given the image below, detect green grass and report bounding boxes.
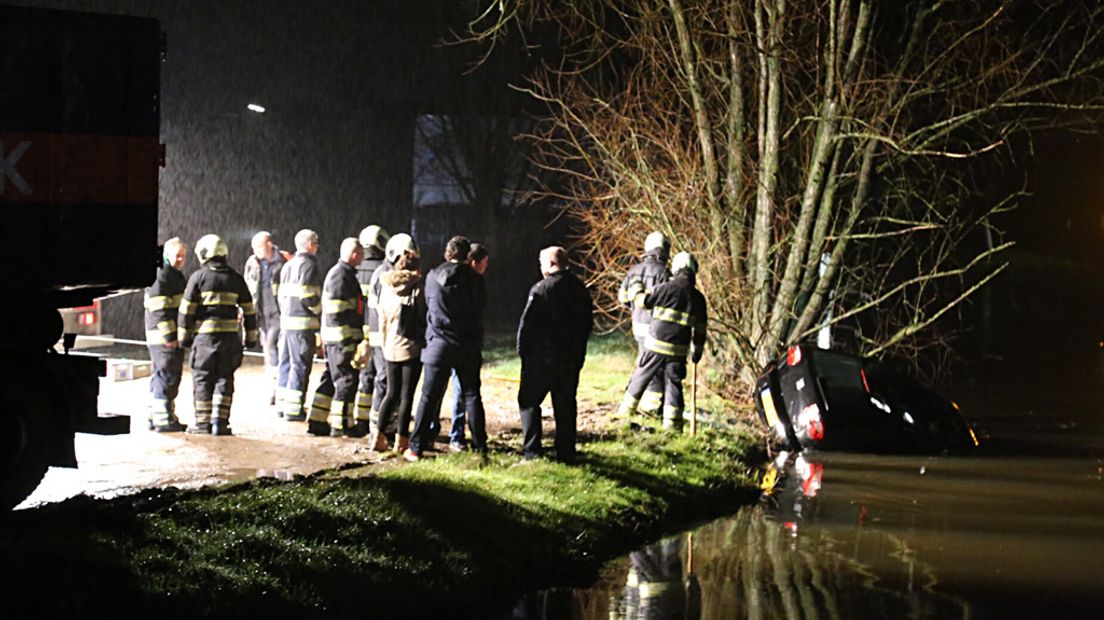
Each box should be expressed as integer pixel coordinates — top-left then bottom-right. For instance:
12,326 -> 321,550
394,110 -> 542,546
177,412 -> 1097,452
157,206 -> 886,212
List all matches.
0,332 -> 762,617
0,431 -> 761,617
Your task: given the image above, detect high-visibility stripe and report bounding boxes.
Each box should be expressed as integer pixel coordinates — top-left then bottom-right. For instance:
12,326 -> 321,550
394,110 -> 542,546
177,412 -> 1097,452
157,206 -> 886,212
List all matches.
146,322 -> 177,345
322,298 -> 358,313
145,294 -> 183,311
278,284 -> 321,299
328,399 -> 347,430
321,325 -> 361,343
639,390 -> 663,414
662,404 -> 684,421
199,291 -> 239,306
644,336 -> 688,357
179,299 -> 198,316
652,306 -> 694,327
304,301 -> 322,316
281,315 -> 321,331
245,328 -> 259,342
239,302 -> 256,316
631,321 -> 650,339
197,319 -> 241,333
360,283 -> 372,297
617,393 -> 639,417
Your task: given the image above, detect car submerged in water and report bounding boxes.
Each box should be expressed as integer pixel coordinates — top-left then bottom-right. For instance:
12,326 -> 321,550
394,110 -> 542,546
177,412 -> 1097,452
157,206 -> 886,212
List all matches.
754,345 -> 979,455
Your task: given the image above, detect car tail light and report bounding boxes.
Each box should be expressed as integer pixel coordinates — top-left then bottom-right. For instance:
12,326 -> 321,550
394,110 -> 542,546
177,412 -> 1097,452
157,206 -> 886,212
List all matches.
798,403 -> 824,441
787,345 -> 803,366
78,311 -> 97,326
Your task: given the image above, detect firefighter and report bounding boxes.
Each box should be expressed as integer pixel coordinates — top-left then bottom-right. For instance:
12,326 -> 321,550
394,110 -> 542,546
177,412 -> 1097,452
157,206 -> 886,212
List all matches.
618,231 -> 672,418
276,229 -> 323,421
243,231 -> 288,407
516,246 -> 593,463
617,251 -> 706,431
353,224 -> 389,437
364,232 -> 418,449
307,238 -> 369,437
178,234 -> 258,435
144,237 -> 189,432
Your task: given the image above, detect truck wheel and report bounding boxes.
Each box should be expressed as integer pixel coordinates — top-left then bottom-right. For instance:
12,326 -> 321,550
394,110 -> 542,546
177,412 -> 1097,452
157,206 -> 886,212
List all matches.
0,362 -> 54,511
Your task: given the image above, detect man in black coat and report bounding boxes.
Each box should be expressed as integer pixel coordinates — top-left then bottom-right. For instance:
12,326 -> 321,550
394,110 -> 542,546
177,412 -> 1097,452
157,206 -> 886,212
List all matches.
405,235 -> 486,460
516,246 -> 593,463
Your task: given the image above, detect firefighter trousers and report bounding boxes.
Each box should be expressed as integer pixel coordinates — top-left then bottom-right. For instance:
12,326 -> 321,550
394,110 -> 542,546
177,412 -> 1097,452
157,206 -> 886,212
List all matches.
191,333 -> 243,426
277,330 -> 316,418
622,350 -> 686,430
355,345 -> 389,429
634,336 -> 666,416
309,344 -> 359,430
148,344 -> 185,426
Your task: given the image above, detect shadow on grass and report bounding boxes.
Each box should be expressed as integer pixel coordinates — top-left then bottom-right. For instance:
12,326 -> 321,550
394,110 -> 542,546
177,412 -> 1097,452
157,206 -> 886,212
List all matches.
0,433 -> 761,618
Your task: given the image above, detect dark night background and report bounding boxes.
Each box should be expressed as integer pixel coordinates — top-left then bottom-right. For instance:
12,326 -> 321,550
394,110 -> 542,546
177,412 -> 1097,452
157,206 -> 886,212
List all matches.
10,0 -> 1104,373
14,0 -> 565,337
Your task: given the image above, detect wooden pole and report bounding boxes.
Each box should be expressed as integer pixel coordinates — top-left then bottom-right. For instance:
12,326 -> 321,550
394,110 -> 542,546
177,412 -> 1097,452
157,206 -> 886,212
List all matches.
690,362 -> 698,435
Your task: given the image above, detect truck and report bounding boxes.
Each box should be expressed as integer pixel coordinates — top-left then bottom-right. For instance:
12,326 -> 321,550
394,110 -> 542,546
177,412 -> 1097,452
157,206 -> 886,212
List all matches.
0,5 -> 163,509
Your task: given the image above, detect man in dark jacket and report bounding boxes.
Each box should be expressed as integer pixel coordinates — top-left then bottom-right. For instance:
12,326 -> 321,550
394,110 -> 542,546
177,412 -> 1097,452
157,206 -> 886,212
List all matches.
405,235 -> 486,460
354,225 -> 389,435
276,229 -> 323,421
617,232 -> 672,417
179,234 -> 258,436
516,246 -> 593,463
617,252 -> 707,431
243,231 -> 288,406
144,237 -> 188,432
308,238 -> 367,437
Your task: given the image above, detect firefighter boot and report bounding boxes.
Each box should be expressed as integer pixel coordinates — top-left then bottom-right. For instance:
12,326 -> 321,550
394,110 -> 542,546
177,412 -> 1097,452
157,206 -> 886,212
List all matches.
188,400 -> 213,434
211,418 -> 233,436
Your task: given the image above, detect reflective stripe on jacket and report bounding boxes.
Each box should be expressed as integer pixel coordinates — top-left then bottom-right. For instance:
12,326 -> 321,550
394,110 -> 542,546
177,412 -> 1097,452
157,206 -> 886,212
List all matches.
278,251 -> 323,331
144,262 -> 187,345
618,250 -> 671,339
321,260 -> 364,350
642,271 -> 707,360
178,258 -> 258,346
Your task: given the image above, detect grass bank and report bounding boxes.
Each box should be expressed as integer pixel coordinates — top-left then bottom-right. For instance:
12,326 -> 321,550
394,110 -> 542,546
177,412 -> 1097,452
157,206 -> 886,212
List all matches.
1,335 -> 763,617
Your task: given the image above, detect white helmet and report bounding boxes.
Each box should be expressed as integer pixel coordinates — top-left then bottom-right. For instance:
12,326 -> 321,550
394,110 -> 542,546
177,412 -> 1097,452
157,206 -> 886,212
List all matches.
385,233 -> 419,264
671,251 -> 698,275
644,231 -> 670,254
194,234 -> 228,264
358,225 -> 389,252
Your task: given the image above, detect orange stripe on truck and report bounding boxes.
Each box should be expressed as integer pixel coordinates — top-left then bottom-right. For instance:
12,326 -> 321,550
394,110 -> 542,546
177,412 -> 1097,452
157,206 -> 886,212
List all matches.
0,131 -> 159,204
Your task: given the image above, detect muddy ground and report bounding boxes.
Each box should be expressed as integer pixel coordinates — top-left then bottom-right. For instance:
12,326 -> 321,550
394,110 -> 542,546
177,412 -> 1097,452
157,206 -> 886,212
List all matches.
20,352 -> 610,509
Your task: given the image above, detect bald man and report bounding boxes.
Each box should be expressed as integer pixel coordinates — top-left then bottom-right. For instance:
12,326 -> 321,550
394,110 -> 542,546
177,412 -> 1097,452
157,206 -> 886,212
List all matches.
307,238 -> 368,437
144,237 -> 189,432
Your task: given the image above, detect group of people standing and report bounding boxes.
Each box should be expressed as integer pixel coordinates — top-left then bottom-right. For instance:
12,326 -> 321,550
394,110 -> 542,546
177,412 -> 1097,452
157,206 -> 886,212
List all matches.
142,226 -> 616,463
142,225 -> 706,462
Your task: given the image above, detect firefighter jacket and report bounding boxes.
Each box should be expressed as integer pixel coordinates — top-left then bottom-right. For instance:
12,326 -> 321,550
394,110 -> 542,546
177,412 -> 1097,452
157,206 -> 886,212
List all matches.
516,269 -> 593,371
421,261 -> 485,368
642,270 -> 707,362
178,258 -> 258,348
356,247 -> 386,345
378,268 -> 426,363
618,249 -> 671,339
144,260 -> 187,346
243,248 -> 287,322
321,260 -> 365,352
278,251 -> 323,332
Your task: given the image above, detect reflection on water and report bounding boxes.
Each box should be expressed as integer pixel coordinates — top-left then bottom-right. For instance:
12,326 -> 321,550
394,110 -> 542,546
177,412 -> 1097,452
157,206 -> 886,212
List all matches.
513,450 -> 1104,619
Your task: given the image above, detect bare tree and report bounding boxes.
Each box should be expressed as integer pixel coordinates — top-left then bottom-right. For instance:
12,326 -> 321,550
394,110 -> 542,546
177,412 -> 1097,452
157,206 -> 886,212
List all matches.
465,0 -> 1104,396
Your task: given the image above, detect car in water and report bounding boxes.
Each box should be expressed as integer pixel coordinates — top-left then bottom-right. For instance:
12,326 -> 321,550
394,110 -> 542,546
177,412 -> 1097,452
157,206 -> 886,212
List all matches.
754,345 -> 979,454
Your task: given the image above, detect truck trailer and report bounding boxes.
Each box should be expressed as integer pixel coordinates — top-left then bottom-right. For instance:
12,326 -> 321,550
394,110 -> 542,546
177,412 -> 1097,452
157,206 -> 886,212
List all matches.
0,5 -> 162,509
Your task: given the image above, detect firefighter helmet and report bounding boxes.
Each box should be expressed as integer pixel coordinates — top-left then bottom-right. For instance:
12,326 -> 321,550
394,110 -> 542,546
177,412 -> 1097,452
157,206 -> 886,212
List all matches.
385,233 -> 419,264
644,231 -> 670,254
194,234 -> 228,264
358,225 -> 389,252
671,251 -> 698,275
